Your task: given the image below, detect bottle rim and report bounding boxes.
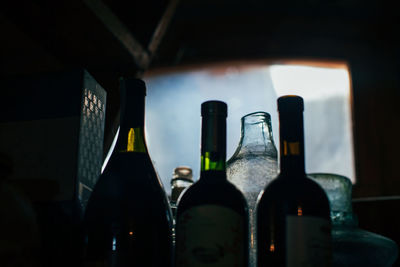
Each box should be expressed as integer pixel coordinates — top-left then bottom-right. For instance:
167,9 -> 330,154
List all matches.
173,166 -> 193,180
242,111 -> 271,124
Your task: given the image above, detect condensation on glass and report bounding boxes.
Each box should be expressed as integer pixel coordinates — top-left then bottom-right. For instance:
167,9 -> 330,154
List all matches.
227,111 -> 278,266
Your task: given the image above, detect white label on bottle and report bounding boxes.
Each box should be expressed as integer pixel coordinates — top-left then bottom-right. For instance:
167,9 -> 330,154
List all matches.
176,205 -> 245,267
286,215 -> 332,267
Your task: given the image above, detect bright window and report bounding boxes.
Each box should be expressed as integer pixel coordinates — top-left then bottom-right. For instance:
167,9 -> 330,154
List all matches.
141,61 -> 355,194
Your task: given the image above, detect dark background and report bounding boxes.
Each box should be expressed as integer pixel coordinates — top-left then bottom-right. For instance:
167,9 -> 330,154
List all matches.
1,0 -> 400,264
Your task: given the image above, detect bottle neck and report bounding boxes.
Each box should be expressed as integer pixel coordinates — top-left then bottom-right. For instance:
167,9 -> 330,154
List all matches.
236,112 -> 277,156
114,89 -> 147,153
200,114 -> 227,174
279,111 -> 305,176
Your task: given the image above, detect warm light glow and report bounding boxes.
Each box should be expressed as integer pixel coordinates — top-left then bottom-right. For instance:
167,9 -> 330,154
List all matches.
270,63 -> 355,183
129,231 -> 134,236
270,243 -> 275,252
126,128 -> 146,153
298,206 -> 303,216
270,65 -> 350,100
283,141 -> 300,156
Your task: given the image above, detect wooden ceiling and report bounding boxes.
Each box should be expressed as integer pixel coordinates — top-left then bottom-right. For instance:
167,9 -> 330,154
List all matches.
1,0 -> 398,151
2,0 -> 398,79
1,0 -> 177,143
1,0 -> 174,78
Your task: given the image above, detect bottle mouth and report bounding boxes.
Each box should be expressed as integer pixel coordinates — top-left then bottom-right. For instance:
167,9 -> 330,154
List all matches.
173,166 -> 193,180
242,111 -> 271,125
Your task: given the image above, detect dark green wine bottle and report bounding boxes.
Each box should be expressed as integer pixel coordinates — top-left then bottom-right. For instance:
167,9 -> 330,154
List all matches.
83,78 -> 173,267
257,95 -> 332,267
175,100 -> 249,267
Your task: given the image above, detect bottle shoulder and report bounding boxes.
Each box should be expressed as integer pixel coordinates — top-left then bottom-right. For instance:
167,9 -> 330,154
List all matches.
85,151 -> 171,218
228,146 -> 277,162
106,150 -> 152,166
182,176 -> 245,196
257,173 -> 330,217
177,175 -> 248,217
97,155 -> 156,188
262,173 -> 326,191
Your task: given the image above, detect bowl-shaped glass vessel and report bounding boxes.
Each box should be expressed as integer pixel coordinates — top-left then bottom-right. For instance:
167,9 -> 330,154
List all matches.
309,173 -> 398,267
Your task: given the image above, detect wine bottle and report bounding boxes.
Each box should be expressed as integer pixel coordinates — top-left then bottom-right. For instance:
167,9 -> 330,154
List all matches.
83,78 -> 173,267
256,95 -> 332,267
175,100 -> 249,267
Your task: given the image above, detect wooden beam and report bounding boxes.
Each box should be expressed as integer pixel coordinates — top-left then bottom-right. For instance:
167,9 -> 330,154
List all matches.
83,0 -> 150,71
0,12 -> 64,76
147,0 -> 180,59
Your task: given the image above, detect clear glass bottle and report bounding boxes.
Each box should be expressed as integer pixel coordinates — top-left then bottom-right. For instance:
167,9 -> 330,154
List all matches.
309,173 -> 399,266
170,166 -> 193,219
227,111 -> 278,266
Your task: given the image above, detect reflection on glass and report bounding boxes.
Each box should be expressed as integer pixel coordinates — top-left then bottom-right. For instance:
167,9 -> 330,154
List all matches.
227,112 -> 278,267
112,236 -> 116,251
309,173 -> 398,266
297,206 -> 303,216
170,166 -> 194,219
269,243 -> 275,252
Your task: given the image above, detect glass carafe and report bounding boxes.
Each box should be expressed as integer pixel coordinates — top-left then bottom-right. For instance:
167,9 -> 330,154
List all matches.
227,111 -> 278,266
309,173 -> 398,266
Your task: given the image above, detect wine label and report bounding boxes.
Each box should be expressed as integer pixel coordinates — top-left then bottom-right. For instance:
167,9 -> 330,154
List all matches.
176,205 -> 245,267
286,215 -> 332,267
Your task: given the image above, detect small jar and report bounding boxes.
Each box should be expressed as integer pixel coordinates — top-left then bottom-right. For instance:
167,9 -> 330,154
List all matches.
170,166 -> 193,218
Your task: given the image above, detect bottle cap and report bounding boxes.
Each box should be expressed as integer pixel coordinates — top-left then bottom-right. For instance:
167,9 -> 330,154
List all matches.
120,77 -> 146,96
201,100 -> 227,117
278,95 -> 304,112
173,166 -> 193,181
